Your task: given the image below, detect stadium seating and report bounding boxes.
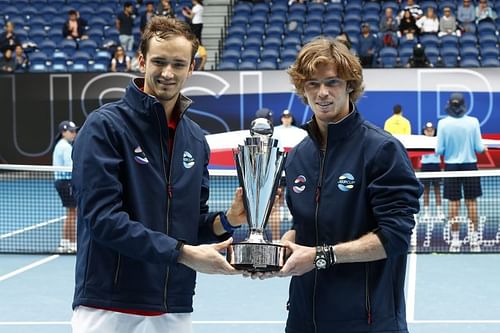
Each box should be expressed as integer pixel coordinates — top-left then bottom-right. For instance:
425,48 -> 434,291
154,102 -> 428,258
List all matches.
378,47 -> 398,68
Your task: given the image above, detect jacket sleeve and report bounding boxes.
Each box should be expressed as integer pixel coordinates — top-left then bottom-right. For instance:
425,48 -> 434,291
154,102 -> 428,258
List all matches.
72,111 -> 182,265
196,137 -> 230,244
367,139 -> 423,257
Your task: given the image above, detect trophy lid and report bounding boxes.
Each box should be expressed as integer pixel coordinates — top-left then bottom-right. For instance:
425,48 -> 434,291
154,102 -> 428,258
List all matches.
250,118 -> 273,137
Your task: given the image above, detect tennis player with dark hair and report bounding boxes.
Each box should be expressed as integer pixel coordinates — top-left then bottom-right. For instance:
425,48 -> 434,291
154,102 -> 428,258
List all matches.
436,93 -> 486,252
53,120 -> 78,253
254,37 -> 422,333
71,17 -> 246,332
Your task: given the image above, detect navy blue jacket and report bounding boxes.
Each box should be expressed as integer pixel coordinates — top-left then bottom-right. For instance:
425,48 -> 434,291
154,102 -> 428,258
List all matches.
284,110 -> 422,333
72,78 -> 224,313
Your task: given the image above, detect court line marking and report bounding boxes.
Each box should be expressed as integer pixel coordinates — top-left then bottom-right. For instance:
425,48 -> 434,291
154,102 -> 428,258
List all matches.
0,255 -> 60,282
1,320 -> 500,326
406,252 -> 417,322
0,216 -> 65,240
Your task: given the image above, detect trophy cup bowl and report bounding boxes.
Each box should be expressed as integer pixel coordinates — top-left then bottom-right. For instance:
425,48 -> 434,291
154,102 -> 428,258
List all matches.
227,118 -> 287,272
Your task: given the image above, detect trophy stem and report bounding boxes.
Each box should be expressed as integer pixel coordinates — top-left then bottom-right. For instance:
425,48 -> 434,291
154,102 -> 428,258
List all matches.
247,229 -> 268,243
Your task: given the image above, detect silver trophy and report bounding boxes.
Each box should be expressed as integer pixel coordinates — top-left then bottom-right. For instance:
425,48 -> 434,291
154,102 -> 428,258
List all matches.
227,118 -> 287,272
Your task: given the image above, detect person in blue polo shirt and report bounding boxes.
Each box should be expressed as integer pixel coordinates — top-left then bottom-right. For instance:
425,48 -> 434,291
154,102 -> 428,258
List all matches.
53,120 -> 78,253
436,93 -> 487,252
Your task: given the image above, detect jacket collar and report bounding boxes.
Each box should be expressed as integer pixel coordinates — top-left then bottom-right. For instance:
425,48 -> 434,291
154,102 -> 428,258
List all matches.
123,78 -> 193,116
302,102 -> 364,145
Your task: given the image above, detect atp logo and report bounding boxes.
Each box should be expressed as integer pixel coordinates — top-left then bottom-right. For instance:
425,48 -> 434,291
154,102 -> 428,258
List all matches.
292,175 -> 306,194
183,151 -> 195,169
337,173 -> 355,192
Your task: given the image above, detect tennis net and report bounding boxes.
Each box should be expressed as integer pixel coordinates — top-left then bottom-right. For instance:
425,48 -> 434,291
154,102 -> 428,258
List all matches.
1,164 -> 499,254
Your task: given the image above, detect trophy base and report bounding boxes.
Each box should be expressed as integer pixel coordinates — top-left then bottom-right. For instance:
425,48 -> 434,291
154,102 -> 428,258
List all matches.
227,242 -> 286,272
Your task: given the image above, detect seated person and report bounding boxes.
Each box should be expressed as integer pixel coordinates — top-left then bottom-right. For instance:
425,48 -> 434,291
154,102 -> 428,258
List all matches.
62,10 -> 88,40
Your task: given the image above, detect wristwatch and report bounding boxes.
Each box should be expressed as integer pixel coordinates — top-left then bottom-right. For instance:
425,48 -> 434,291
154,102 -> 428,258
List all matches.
314,245 -> 329,270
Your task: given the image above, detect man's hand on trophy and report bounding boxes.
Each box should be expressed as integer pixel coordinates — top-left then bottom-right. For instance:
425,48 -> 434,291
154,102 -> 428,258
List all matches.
278,241 -> 315,277
178,238 -> 242,275
225,187 -> 247,227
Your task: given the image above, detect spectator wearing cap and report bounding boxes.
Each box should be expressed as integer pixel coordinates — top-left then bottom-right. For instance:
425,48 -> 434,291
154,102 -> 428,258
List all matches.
419,122 -> 443,219
384,104 -> 412,135
255,107 -> 273,121
358,22 -> 378,68
53,120 -> 79,253
436,93 -> 487,252
116,2 -> 135,52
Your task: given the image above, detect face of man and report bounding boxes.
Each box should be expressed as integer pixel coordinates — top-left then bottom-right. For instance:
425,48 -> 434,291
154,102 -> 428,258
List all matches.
139,36 -> 194,103
303,63 -> 351,127
281,115 -> 293,127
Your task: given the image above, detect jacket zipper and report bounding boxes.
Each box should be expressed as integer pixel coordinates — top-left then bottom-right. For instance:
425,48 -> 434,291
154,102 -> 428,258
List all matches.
155,107 -> 172,312
313,146 -> 327,333
366,263 -> 372,324
114,254 -> 121,284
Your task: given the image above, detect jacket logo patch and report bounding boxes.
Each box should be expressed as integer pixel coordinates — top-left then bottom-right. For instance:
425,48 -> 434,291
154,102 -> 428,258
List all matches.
134,146 -> 149,164
292,175 -> 306,194
337,173 -> 355,192
183,151 -> 195,169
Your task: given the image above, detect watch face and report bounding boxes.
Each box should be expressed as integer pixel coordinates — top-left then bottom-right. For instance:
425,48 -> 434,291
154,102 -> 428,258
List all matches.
315,258 -> 327,269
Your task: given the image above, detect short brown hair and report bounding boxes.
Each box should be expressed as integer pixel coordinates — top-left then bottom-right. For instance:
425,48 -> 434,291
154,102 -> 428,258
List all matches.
287,37 -> 364,104
139,17 -> 199,62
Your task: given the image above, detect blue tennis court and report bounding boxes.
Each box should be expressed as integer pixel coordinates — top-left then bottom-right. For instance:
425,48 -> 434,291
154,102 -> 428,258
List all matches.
1,253 -> 499,333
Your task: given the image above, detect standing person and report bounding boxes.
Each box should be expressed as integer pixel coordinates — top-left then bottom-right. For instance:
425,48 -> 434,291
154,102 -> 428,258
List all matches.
420,122 -> 443,219
182,0 -> 204,44
384,104 -> 412,135
53,120 -> 78,253
140,1 -> 156,33
156,0 -> 175,18
116,1 -> 135,52
70,17 -> 247,333
194,38 -> 207,70
258,37 -> 422,333
436,93 -> 486,252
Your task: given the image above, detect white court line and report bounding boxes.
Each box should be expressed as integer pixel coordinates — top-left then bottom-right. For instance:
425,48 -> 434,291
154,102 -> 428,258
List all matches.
0,255 -> 59,282
406,252 -> 417,322
0,217 -> 65,240
1,320 -> 500,326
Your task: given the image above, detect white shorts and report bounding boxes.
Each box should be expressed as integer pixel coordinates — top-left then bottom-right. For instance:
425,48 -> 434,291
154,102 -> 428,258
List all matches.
71,306 -> 192,333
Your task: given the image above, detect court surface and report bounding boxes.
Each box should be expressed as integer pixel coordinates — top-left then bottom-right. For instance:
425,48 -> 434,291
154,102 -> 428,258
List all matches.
1,253 -> 499,333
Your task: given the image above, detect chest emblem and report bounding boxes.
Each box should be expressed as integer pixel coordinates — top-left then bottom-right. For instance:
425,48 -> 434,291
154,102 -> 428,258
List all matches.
133,146 -> 149,164
337,173 -> 355,192
183,151 -> 195,169
292,175 -> 306,194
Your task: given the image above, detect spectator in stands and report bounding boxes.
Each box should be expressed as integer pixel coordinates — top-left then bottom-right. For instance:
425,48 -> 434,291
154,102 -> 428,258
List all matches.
379,7 -> 398,47
70,17 -> 246,332
156,0 -> 175,18
475,0 -> 497,24
399,9 -> 419,40
0,48 -> 15,72
399,0 -> 423,21
335,31 -> 353,52
436,93 -> 487,252
110,45 -> 132,72
358,22 -> 378,68
439,6 -> 461,37
407,43 -> 432,68
0,21 -> 21,53
53,120 -> 78,253
182,0 -> 204,43
14,45 -> 29,72
140,1 -> 156,33
384,104 -> 412,135
420,121 -> 444,219
116,1 -> 135,52
194,39 -> 207,70
417,7 -> 439,36
255,107 -> 273,123
130,49 -> 141,72
62,10 -> 89,41
457,0 -> 476,33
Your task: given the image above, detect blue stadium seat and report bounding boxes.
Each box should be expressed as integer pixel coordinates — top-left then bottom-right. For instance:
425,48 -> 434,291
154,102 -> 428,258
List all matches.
324,12 -> 342,26
41,6 -> 59,22
323,24 -> 341,38
382,1 -> 399,13
438,0 -> 456,13
420,0 -> 437,12
233,2 -> 252,16
440,35 -> 458,48
29,51 -> 48,66
46,28 -> 64,45
103,27 -> 120,42
326,2 -> 344,15
51,62 -> 68,72
262,37 -> 282,50
78,39 -> 98,56
282,36 -> 301,49
28,17 -> 49,32
460,57 -> 480,67
424,45 -> 440,65
28,29 -> 47,45
78,5 -> 95,18
420,34 -> 440,49
261,48 -> 280,63
38,39 -> 57,54
246,25 -> 265,40
307,2 -> 325,15
287,12 -> 306,24
460,45 -> 479,58
252,2 -> 269,15
345,2 -> 362,14
285,21 -> 304,38
477,21 -> 496,36
303,23 -> 322,36
269,2 -> 288,16
267,13 -> 287,27
241,48 -> 260,63
362,12 -> 380,26
221,49 -> 240,63
362,1 -> 381,15
399,45 -> 414,67
57,39 -> 77,56
68,63 -> 88,72
481,57 -> 500,67
266,25 -> 284,39
51,50 -> 68,66
71,50 -> 91,66
88,17 -> 109,31
24,6 -> 39,20
243,36 -> 262,50
218,61 -> 238,71
86,28 -> 104,44
238,61 -> 257,70
459,33 -> 478,48
440,45 -> 459,67
343,23 -> 360,37
30,63 -> 49,72
257,60 -> 277,70
306,13 -> 323,25
378,47 -> 398,68
480,46 -> 499,58
289,2 -> 306,15
479,34 -> 498,49
279,59 -> 294,70
224,37 -> 243,51
280,47 -> 298,63
227,25 -> 246,40
344,12 -> 362,25
231,14 -> 249,28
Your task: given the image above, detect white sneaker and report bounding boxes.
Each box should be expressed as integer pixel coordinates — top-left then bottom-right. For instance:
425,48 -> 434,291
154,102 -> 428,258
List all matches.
436,206 -> 445,220
56,240 -> 76,254
449,239 -> 461,252
470,233 -> 481,253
